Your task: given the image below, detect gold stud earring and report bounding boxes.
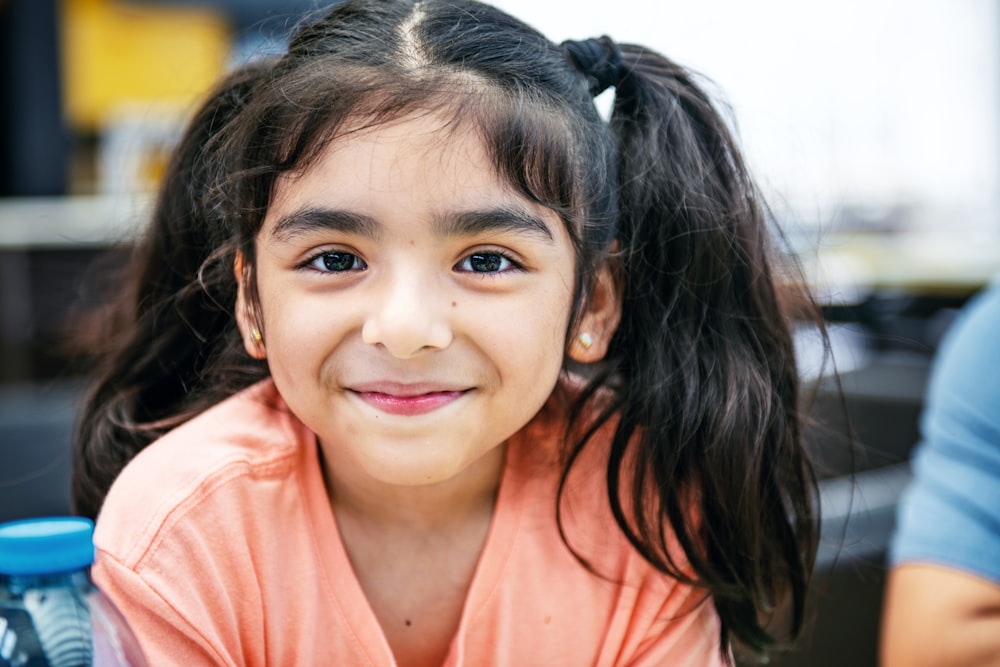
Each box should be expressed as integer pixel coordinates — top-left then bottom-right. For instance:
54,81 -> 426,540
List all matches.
577,332 -> 594,350
250,328 -> 263,345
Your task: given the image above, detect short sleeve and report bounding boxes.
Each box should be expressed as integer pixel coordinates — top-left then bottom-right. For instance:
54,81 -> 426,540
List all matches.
889,283 -> 1000,585
93,550 -> 238,667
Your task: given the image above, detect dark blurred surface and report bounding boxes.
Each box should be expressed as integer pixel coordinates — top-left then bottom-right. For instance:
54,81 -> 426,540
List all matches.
0,380 -> 80,523
0,248 -> 110,384
0,0 -> 70,197
807,351 -> 929,479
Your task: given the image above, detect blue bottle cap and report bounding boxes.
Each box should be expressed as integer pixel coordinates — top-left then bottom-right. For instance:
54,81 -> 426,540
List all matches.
0,517 -> 96,575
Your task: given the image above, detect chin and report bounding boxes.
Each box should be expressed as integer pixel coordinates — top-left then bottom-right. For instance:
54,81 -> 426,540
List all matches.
360,452 -> 471,487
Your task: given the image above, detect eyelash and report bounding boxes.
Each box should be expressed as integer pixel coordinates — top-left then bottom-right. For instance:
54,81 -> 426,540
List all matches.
455,250 -> 524,275
301,250 -> 367,273
299,248 -> 525,275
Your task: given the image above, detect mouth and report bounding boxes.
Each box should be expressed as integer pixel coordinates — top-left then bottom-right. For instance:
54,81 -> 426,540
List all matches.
347,382 -> 471,416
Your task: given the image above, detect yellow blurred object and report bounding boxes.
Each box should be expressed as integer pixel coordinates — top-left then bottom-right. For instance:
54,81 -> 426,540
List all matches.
61,0 -> 231,132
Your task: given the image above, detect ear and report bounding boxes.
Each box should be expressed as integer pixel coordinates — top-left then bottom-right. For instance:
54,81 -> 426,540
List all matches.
234,251 -> 267,360
568,260 -> 621,363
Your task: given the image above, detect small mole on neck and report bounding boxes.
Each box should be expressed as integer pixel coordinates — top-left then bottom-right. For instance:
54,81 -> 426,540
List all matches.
405,619 -> 412,627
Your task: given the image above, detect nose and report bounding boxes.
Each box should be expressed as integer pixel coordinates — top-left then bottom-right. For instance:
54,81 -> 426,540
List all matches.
360,270 -> 454,358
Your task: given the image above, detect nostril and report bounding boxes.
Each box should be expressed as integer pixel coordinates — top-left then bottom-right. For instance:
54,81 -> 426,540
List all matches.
360,300 -> 453,358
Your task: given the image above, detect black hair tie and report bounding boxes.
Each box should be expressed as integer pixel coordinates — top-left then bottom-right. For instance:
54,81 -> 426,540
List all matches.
561,36 -> 623,97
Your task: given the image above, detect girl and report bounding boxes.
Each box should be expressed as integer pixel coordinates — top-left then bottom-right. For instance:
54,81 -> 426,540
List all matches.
73,1 -> 818,665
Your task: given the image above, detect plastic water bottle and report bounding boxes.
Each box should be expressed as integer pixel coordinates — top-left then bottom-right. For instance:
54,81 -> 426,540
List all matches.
0,517 -> 147,667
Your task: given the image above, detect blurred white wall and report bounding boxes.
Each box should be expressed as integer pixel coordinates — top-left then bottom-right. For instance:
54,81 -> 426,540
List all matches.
491,0 -> 1000,237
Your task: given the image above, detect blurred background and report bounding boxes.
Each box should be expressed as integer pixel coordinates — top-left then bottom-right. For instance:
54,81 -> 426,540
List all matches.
1,1 -> 998,665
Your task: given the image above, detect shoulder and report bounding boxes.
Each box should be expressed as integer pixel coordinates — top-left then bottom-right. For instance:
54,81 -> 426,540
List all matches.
94,379 -> 316,568
919,281 -> 1000,458
498,394 -> 723,664
928,282 -> 1000,401
919,281 -> 1000,476
890,282 -> 1000,583
507,378 -> 692,580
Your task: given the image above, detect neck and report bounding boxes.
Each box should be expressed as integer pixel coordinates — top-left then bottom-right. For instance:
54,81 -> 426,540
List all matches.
321,443 -> 506,533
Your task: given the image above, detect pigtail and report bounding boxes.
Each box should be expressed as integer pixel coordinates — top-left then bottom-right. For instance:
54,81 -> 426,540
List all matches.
71,61 -> 272,520
597,45 -> 817,655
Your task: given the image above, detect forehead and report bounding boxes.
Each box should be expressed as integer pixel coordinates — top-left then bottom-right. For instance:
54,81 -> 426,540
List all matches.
268,110 -> 501,205
266,85 -> 578,195
260,109 -> 573,247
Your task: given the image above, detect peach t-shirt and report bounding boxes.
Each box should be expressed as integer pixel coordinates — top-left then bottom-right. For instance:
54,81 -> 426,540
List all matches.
93,380 -> 725,666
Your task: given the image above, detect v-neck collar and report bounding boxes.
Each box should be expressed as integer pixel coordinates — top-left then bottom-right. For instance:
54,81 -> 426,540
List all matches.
302,431 -> 531,667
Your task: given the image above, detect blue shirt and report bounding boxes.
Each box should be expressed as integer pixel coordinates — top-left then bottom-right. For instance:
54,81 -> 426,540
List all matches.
889,281 -> 1000,584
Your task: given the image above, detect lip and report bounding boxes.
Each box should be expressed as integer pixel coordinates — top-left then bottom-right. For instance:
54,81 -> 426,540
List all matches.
348,382 -> 470,416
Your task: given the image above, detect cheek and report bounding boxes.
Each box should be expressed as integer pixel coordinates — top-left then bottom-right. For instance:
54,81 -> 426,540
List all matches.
258,289 -> 351,371
484,286 -> 573,372
537,278 -> 576,345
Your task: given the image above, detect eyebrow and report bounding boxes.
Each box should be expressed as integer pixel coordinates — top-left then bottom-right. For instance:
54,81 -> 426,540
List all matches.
436,207 -> 554,243
270,207 -> 382,242
268,205 -> 554,243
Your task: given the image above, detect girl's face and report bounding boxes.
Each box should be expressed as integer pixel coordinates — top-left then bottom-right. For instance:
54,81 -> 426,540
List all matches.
239,110 -> 610,493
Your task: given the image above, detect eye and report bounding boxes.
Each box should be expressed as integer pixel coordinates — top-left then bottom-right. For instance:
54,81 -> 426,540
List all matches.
456,251 -> 519,274
306,251 -> 366,273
